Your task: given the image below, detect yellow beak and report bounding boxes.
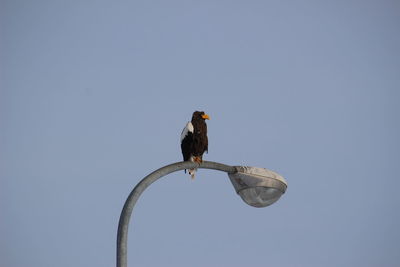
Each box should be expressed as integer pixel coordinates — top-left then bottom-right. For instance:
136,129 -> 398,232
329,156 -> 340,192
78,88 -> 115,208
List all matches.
201,114 -> 210,120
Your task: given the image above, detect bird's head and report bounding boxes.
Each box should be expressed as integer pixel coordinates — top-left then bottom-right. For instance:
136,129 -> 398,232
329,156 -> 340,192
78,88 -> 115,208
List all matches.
192,111 -> 210,121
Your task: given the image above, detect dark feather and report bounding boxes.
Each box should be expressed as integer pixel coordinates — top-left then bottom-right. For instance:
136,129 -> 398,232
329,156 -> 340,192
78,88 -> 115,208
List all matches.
180,111 -> 209,163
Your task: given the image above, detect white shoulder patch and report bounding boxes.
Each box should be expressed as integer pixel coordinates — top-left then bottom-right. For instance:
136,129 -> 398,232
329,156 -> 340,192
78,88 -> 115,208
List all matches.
180,122 -> 194,142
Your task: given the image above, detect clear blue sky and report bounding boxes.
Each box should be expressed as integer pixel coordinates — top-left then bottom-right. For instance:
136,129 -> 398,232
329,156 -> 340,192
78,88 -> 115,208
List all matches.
1,1 -> 399,266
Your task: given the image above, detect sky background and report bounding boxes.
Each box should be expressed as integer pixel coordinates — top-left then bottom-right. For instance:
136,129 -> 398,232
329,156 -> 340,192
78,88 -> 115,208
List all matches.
1,0 -> 399,266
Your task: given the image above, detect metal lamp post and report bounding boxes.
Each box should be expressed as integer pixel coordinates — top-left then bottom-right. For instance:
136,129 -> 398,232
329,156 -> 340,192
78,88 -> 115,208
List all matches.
117,160 -> 287,267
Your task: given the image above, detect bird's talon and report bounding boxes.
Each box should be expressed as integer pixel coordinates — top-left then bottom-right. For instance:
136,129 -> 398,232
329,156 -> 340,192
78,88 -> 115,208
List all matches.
194,157 -> 202,164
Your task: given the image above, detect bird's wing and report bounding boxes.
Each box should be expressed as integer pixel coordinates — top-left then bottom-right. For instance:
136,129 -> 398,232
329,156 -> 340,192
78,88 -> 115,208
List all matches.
180,121 -> 194,142
181,122 -> 194,162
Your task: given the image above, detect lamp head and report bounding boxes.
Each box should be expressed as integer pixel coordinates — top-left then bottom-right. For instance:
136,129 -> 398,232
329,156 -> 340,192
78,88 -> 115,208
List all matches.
228,166 -> 287,208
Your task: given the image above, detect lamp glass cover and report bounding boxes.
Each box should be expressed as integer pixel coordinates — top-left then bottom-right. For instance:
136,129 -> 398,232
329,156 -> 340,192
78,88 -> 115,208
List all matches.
238,187 -> 283,208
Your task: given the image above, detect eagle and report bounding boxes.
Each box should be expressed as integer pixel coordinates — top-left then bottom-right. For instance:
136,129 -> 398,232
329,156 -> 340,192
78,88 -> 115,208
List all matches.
180,111 -> 210,179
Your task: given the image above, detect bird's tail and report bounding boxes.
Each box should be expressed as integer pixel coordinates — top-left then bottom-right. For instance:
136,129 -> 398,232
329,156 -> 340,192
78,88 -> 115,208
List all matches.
188,168 -> 196,179
187,155 -> 199,179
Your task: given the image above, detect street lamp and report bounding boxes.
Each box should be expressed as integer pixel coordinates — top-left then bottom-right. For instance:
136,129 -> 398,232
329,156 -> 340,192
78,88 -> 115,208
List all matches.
117,161 -> 287,267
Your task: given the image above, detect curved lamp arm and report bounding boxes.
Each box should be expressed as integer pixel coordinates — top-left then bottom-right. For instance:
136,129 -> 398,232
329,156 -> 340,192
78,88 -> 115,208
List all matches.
116,161 -> 236,267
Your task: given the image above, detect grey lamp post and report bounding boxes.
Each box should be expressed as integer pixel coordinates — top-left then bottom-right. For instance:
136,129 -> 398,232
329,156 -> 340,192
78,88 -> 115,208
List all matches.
116,160 -> 287,267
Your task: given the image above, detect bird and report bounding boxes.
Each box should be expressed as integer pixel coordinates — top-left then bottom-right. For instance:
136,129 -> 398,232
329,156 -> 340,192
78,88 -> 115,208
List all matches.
180,111 -> 210,179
